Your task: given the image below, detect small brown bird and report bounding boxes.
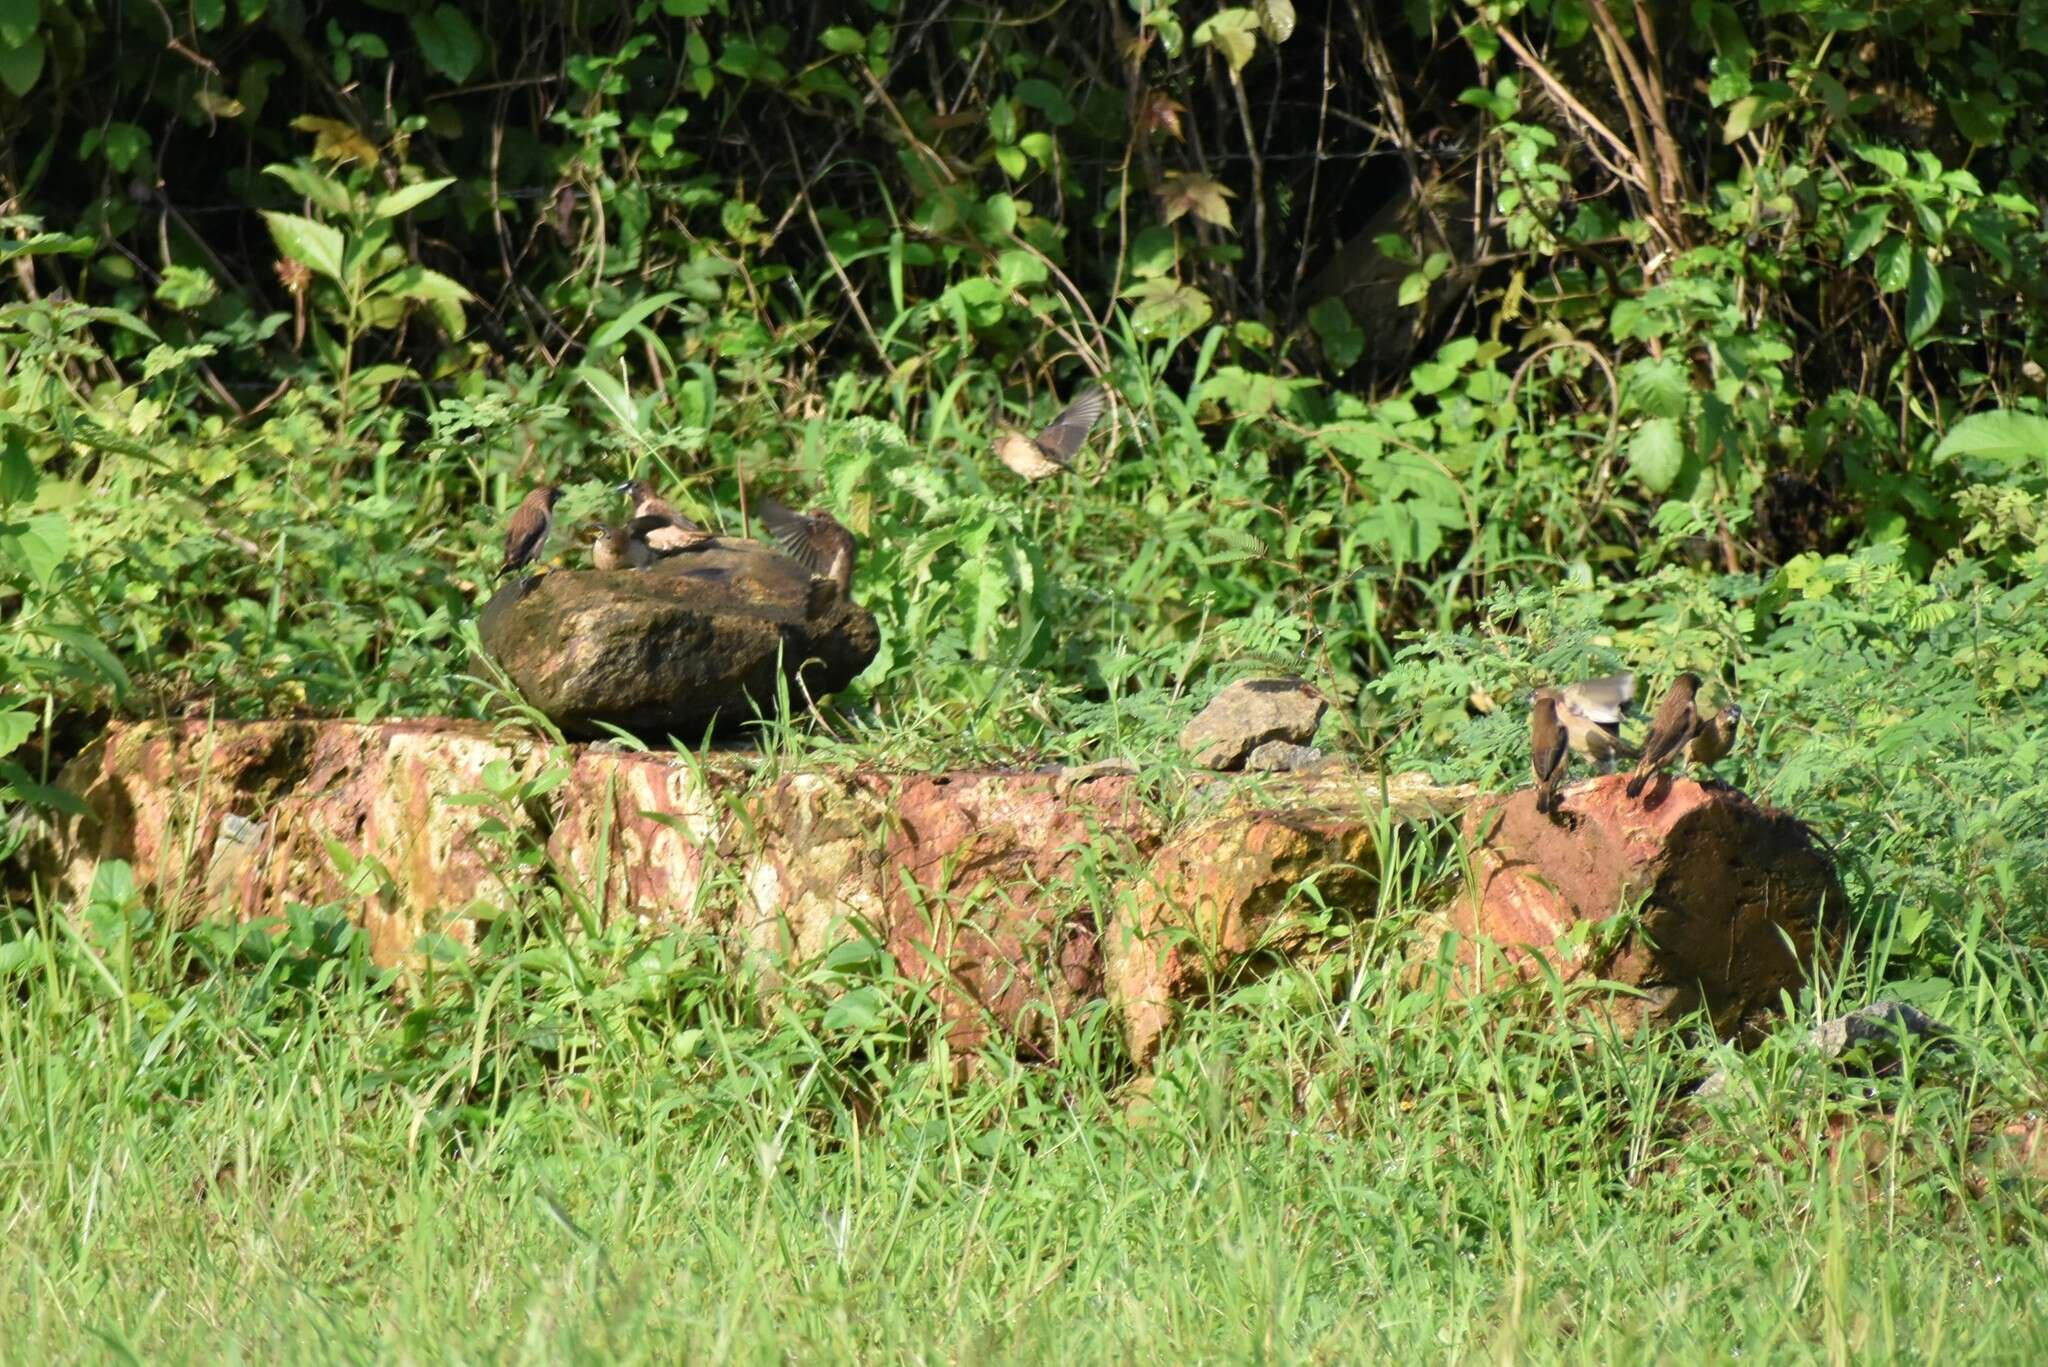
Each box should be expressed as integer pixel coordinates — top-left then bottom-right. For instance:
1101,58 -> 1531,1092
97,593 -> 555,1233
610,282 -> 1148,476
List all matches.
617,479 -> 712,552
1530,692 -> 1569,816
1553,671 -> 1641,771
498,484 -> 563,578
1625,672 -> 1703,798
992,384 -> 1110,480
1688,704 -> 1743,773
759,500 -> 857,596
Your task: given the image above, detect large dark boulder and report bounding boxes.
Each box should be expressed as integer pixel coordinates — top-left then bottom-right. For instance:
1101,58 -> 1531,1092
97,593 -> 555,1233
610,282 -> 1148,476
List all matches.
477,539 -> 878,740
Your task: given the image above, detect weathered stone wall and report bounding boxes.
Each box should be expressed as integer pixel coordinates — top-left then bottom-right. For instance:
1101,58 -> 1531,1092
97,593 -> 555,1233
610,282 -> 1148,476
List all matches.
13,720 -> 1845,1063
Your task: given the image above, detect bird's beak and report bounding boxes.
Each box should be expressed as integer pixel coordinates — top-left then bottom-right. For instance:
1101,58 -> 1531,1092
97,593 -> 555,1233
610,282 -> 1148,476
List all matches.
613,481 -> 633,495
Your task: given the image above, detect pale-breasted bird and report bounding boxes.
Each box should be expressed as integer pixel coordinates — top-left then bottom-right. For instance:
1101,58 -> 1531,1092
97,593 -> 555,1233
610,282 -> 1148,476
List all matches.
1625,672 -> 1703,798
1530,692 -> 1569,816
1688,704 -> 1743,773
616,479 -> 712,552
1553,671 -> 1641,771
759,500 -> 857,597
992,384 -> 1109,480
498,484 -> 562,578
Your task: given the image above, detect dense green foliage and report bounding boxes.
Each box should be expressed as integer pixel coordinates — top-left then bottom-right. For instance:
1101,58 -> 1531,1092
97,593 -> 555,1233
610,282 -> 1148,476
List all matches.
4,1 -> 2048,1354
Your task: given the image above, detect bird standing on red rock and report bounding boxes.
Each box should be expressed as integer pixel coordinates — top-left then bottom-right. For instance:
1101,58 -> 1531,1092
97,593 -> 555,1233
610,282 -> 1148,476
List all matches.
1625,672 -> 1702,798
1530,691 -> 1570,816
1688,704 -> 1743,774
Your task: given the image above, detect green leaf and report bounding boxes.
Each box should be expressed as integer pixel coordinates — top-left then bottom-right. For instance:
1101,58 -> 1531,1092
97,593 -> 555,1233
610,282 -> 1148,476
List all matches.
1013,78 -> 1074,126
0,32 -> 44,96
1842,204 -> 1889,264
38,624 -> 130,692
1307,297 -> 1364,373
154,266 -> 219,311
1256,0 -> 1297,42
263,161 -> 354,217
1628,418 -> 1685,494
0,762 -> 87,816
1904,251 -> 1944,344
1872,234 -> 1910,292
1194,8 -> 1261,73
371,177 -> 456,219
0,512 -> 67,583
0,709 -> 38,760
1930,411 -> 2048,469
101,122 -> 151,173
820,26 -> 865,54
261,211 -> 346,282
411,4 -> 483,83
1123,276 -> 1212,339
0,433 -> 36,504
994,145 -> 1027,178
590,291 -> 686,351
0,0 -> 39,49
996,249 -> 1046,288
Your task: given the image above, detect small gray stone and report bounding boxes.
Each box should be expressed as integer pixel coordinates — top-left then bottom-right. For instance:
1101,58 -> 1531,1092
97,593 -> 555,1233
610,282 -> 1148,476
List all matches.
1179,677 -> 1327,771
1695,1000 -> 1953,1101
1243,741 -> 1326,773
478,540 -> 878,742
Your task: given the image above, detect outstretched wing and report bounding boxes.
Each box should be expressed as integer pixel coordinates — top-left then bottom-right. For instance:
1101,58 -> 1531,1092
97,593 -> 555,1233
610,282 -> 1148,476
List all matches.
759,500 -> 822,573
1031,385 -> 1109,463
1560,671 -> 1636,728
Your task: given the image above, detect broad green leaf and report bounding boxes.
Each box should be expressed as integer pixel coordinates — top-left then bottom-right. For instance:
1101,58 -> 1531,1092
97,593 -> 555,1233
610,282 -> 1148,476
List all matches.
0,32 -> 44,96
0,512 -> 67,583
1872,234 -> 1910,292
261,211 -> 345,282
1257,0 -> 1297,42
820,26 -> 864,54
996,249 -> 1047,288
0,709 -> 36,759
263,161 -> 353,217
1194,8 -> 1261,73
1013,78 -> 1074,125
412,4 -> 483,82
1628,418 -> 1685,494
1307,297 -> 1363,373
1842,204 -> 1889,263
1905,251 -> 1944,344
371,177 -> 456,219
1930,410 -> 2048,469
0,0 -> 39,49
0,434 -> 35,504
575,365 -> 646,439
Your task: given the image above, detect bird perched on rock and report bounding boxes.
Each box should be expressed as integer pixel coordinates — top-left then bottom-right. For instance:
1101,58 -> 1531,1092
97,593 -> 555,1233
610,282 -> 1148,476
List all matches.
1625,672 -> 1702,798
1529,691 -> 1569,816
1551,671 -> 1641,771
498,484 -> 562,578
992,383 -> 1109,480
581,518 -> 675,573
616,479 -> 712,552
1688,704 -> 1743,774
759,500 -> 857,597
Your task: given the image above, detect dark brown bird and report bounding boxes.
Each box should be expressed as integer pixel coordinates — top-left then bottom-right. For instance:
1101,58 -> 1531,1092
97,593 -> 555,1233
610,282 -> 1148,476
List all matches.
1554,671 -> 1640,771
1530,692 -> 1569,816
1688,704 -> 1743,772
992,384 -> 1109,480
498,484 -> 562,578
617,479 -> 711,552
759,500 -> 857,596
1624,672 -> 1703,798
